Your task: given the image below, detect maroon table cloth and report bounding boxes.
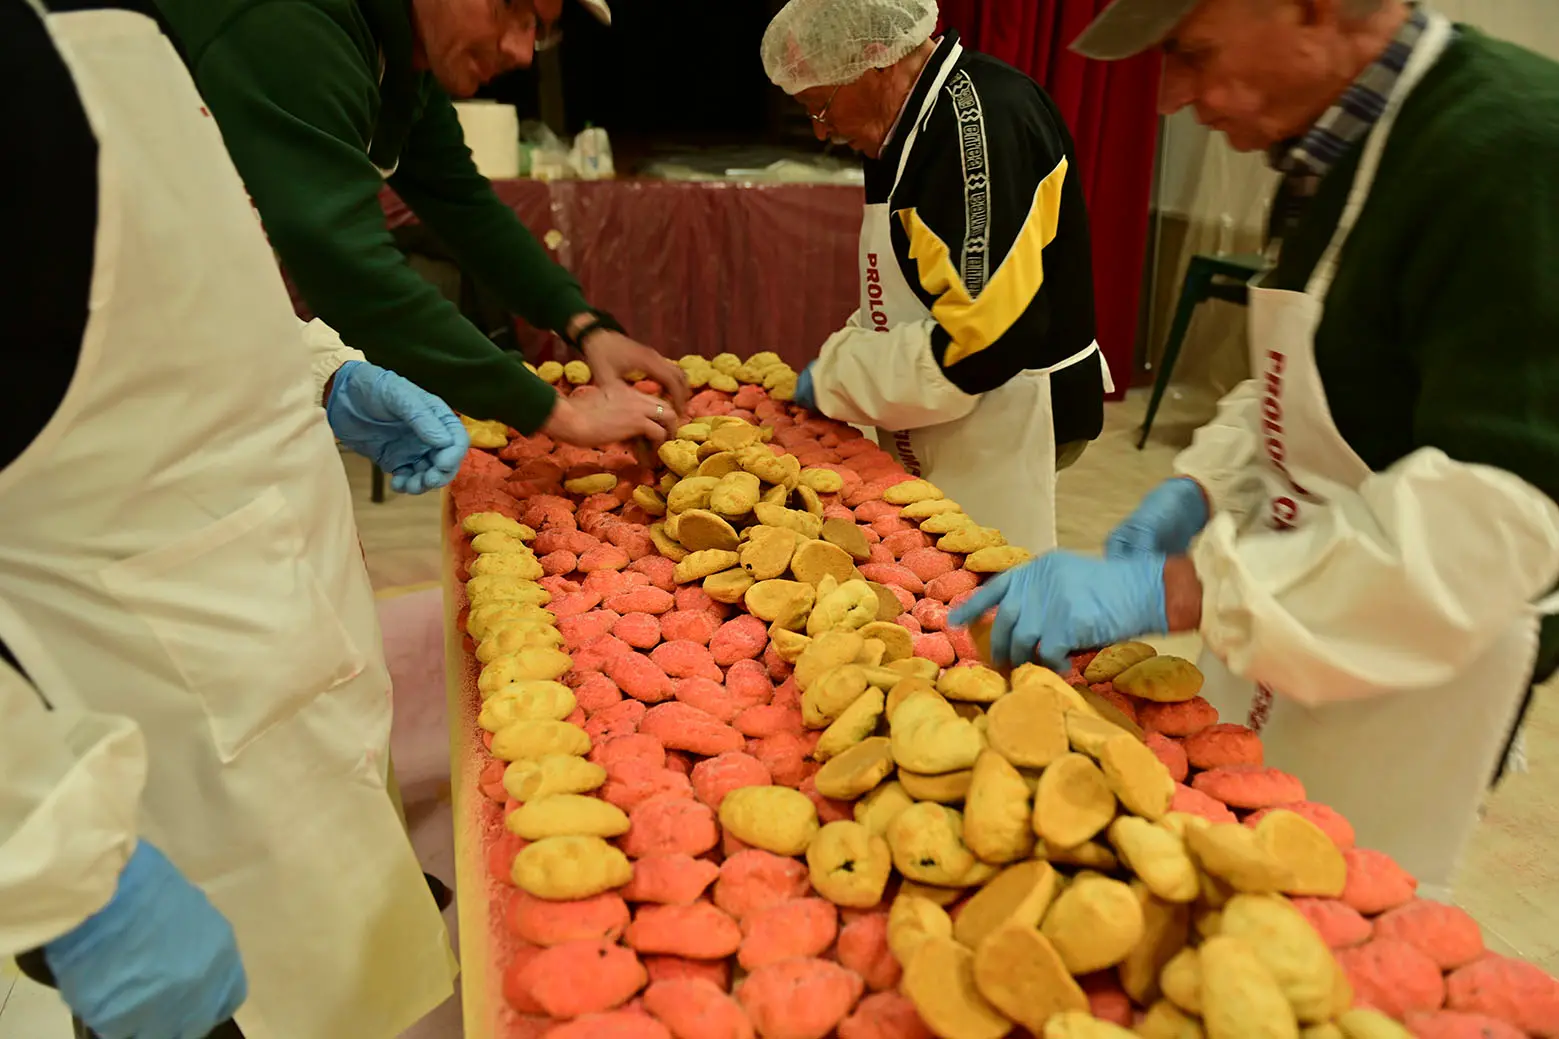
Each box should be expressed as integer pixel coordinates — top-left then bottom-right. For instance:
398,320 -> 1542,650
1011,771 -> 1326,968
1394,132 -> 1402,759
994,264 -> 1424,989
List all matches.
381,178 -> 865,370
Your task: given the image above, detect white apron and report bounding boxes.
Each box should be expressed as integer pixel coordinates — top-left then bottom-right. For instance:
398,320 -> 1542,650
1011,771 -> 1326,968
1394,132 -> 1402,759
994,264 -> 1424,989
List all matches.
862,41 -> 1114,553
1194,12 -> 1559,901
0,8 -> 455,1037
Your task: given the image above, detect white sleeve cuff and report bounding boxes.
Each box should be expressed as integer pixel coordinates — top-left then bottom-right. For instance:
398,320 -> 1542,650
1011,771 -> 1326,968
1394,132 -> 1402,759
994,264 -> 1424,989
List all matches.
1194,448 -> 1559,705
812,320 -> 980,431
0,709 -> 144,955
300,318 -> 367,409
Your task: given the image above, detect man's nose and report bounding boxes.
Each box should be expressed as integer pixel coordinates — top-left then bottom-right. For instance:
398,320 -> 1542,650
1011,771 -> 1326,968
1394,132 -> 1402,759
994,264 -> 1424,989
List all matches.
501,26 -> 537,70
812,120 -> 828,142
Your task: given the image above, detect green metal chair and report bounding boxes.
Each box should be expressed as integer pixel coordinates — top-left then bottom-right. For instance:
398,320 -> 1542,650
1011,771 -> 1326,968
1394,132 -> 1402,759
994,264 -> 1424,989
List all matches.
1138,252 -> 1269,449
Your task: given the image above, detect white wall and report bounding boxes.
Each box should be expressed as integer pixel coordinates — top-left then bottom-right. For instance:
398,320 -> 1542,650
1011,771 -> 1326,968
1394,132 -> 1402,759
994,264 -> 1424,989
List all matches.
1145,0 -> 1559,397
1155,0 -> 1559,224
1438,0 -> 1559,60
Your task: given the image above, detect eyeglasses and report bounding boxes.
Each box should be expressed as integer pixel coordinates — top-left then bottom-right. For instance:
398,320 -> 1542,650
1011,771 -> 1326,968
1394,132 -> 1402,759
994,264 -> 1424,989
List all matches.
808,83 -> 845,126
501,0 -> 563,52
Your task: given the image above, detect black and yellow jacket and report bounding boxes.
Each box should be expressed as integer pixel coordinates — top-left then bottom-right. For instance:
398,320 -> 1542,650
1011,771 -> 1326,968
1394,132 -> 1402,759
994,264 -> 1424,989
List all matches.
810,32 -> 1104,446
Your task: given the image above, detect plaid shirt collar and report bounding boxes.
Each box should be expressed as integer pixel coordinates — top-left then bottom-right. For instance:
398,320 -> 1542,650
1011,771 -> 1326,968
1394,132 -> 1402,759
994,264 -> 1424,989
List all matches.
1269,5 -> 1430,181
1265,5 -> 1433,249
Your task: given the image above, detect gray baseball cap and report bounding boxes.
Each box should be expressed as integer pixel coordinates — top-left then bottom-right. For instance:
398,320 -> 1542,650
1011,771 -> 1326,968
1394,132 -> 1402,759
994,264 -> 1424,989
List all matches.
577,0 -> 611,25
1070,0 -> 1202,60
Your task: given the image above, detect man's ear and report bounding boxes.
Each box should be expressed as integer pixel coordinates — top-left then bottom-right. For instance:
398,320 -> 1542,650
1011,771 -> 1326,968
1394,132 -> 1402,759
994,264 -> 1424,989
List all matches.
861,40 -> 892,66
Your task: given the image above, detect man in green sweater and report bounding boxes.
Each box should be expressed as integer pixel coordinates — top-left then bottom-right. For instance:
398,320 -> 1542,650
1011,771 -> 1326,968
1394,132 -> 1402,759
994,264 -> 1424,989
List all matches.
154,0 -> 687,444
951,0 -> 1559,900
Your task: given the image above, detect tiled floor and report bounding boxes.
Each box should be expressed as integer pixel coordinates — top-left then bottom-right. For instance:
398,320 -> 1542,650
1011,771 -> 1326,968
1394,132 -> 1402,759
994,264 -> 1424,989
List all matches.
4,387 -> 1554,1036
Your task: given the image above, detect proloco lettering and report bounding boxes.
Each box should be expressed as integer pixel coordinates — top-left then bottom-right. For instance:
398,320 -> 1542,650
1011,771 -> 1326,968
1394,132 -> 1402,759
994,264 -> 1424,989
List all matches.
1261,348 -> 1310,530
865,253 -> 889,331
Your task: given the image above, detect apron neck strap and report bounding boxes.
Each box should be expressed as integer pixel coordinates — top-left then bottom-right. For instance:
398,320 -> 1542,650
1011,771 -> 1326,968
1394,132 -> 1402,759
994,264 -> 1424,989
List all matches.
890,40 -> 964,196
1306,11 -> 1454,298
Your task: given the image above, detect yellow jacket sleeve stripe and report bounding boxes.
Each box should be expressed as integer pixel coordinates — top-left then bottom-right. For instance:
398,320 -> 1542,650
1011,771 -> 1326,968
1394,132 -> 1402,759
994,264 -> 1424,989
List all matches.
898,155 -> 1068,367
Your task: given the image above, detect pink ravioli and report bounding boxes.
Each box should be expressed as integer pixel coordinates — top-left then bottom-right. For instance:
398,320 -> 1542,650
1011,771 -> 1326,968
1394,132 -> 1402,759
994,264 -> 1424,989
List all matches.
837,992 -> 933,1039
1138,696 -> 1219,737
737,958 -> 865,1039
1446,954 -> 1559,1037
1244,800 -> 1356,851
1291,898 -> 1373,950
710,615 -> 770,666
1341,848 -> 1418,916
1191,765 -> 1306,810
1336,938 -> 1446,1019
642,978 -> 755,1039
641,702 -> 746,757
505,890 -> 630,947
626,903 -> 743,960
600,759 -> 695,814
836,912 -> 901,992
690,752 -> 772,810
714,849 -> 811,922
737,898 -> 840,970
621,855 -> 722,906
1374,900 -> 1486,971
624,798 -> 721,859
1169,783 -> 1238,824
651,641 -> 726,683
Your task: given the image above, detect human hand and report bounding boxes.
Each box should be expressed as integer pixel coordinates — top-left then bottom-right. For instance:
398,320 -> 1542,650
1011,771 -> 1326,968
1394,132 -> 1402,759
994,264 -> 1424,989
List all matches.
793,362 -> 818,412
1104,477 -> 1210,559
578,327 -> 690,416
543,382 -> 679,446
948,551 -> 1169,671
45,842 -> 247,1039
325,361 -> 469,494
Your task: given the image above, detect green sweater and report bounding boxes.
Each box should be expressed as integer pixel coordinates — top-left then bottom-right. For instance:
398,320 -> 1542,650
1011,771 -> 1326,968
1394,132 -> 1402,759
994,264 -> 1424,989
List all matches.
154,0 -> 592,432
1269,28 -> 1559,683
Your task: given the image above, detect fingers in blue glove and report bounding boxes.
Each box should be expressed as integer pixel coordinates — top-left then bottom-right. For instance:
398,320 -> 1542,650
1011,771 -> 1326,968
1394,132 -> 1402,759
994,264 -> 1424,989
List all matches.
794,363 -> 818,412
1104,477 -> 1210,559
947,569 -> 1030,670
949,552 -> 1172,673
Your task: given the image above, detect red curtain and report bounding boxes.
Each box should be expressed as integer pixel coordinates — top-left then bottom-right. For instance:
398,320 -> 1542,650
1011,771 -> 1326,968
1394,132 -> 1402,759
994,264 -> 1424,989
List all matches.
937,0 -> 1162,398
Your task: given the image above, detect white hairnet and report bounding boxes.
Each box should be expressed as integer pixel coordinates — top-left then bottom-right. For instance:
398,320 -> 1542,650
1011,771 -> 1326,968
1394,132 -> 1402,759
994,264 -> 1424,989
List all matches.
761,0 -> 939,95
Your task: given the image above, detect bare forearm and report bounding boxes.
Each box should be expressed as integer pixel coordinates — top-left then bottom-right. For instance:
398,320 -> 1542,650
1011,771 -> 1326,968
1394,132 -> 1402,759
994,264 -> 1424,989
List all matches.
1164,555 -> 1202,633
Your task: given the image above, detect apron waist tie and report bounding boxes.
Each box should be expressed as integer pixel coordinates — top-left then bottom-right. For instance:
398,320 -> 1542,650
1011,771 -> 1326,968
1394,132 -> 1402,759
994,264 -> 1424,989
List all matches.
1034,341 -> 1114,394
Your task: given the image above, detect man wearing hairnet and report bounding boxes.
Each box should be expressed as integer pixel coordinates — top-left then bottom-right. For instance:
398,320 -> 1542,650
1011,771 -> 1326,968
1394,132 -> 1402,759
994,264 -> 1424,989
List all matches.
953,0 -> 1559,900
153,0 -> 687,447
761,0 -> 1111,553
2,0 -> 472,1035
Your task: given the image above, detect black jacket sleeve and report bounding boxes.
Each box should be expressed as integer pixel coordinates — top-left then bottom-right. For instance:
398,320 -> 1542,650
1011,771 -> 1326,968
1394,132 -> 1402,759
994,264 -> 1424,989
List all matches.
0,0 -> 96,471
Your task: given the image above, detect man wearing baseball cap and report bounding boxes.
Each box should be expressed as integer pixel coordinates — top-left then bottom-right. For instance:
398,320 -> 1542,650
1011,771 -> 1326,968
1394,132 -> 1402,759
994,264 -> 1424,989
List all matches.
153,0 -> 688,446
955,0 -> 1559,898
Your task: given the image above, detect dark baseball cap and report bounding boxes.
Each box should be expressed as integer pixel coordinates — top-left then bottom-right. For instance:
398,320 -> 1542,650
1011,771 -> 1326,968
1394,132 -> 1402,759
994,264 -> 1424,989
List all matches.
1070,0 -> 1203,60
576,0 -> 611,24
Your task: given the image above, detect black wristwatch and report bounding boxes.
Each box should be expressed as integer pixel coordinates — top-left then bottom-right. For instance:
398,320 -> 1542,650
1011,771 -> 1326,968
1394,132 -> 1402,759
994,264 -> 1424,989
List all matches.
562,311 -> 624,352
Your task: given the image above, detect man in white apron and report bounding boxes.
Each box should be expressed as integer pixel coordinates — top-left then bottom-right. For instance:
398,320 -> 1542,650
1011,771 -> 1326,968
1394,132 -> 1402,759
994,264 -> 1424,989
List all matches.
957,0 -> 1559,901
0,1 -> 460,1036
761,0 -> 1113,553
0,605 -> 248,1039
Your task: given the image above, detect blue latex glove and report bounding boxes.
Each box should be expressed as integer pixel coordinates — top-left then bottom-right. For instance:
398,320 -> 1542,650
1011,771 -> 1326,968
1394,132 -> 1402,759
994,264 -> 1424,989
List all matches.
793,363 -> 818,412
45,842 -> 247,1039
327,361 -> 470,494
948,551 -> 1168,671
1104,477 -> 1210,559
